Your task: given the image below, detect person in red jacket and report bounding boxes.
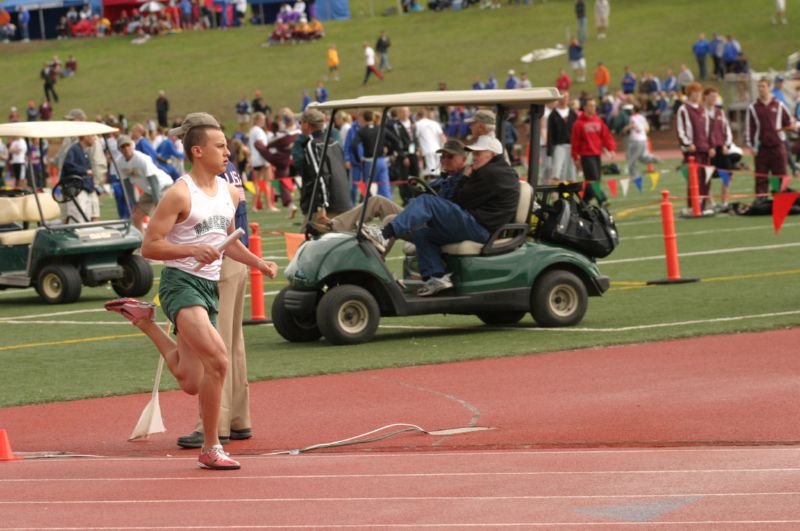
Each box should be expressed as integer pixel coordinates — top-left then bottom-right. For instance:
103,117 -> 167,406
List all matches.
571,98 -> 616,205
676,82 -> 711,209
746,77 -> 795,195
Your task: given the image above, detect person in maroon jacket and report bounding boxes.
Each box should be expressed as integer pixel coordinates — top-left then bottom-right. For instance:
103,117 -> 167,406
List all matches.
571,98 -> 616,205
746,77 -> 795,195
676,82 -> 712,209
703,87 -> 733,208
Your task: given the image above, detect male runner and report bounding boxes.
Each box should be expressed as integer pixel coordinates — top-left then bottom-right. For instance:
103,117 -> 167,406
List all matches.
105,113 -> 277,470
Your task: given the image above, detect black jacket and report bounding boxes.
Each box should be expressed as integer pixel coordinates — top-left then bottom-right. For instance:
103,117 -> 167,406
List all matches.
546,108 -> 578,156
454,155 -> 519,233
299,131 -> 353,215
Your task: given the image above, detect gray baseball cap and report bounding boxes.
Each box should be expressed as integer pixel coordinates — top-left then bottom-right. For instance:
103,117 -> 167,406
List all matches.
64,108 -> 87,121
465,109 -> 496,126
167,112 -> 220,138
300,108 -> 326,127
117,135 -> 134,148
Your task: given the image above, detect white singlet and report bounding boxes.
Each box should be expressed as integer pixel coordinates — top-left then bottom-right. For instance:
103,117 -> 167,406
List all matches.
164,174 -> 235,281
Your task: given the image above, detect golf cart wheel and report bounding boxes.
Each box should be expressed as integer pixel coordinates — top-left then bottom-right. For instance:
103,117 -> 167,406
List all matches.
272,288 -> 322,342
476,311 -> 526,326
530,270 -> 588,327
36,264 -> 82,304
112,255 -> 154,297
317,285 -> 380,345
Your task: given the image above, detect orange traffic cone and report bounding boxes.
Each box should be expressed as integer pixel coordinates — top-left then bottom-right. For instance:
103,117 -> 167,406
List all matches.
0,429 -> 23,461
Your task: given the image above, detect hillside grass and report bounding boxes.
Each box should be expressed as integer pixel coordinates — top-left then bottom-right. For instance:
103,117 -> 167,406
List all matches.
1,0 -> 797,129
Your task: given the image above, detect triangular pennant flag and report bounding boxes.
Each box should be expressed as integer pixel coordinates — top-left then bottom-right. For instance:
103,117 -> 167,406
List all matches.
590,181 -> 602,196
680,165 -> 689,181
769,177 -> 781,193
357,181 -> 367,197
283,232 -> 306,260
244,181 -> 257,195
782,175 -> 792,192
704,166 -> 715,184
620,177 -> 630,197
649,171 -> 660,191
607,178 -> 618,198
772,192 -> 800,235
578,180 -> 587,199
633,175 -> 643,192
718,170 -> 731,187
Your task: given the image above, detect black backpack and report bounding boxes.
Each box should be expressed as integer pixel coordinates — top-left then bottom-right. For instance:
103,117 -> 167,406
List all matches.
534,185 -> 619,258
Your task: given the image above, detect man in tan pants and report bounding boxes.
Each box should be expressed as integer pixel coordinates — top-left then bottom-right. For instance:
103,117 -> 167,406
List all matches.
177,160 -> 253,449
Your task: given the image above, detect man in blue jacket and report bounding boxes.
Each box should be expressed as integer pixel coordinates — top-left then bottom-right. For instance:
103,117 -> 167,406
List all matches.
692,33 -> 710,81
61,135 -> 98,223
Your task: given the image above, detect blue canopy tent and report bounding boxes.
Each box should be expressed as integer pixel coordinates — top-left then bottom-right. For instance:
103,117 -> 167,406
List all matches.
0,0 -> 102,40
248,0 -> 349,25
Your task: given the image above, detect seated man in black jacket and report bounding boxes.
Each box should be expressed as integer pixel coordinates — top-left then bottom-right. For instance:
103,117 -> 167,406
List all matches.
369,135 -> 519,296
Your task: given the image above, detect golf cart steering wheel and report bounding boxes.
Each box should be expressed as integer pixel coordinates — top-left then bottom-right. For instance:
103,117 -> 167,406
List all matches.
409,177 -> 437,196
52,175 -> 86,204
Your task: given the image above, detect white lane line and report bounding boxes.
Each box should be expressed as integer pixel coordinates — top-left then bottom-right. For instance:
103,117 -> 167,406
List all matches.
2,492 -> 800,505
2,310 -> 800,332
623,222 -> 800,241
11,446 -> 800,466
600,242 -> 800,265
4,469 -> 799,483
0,308 -> 106,321
6,522 -> 800,529
374,310 -> 800,333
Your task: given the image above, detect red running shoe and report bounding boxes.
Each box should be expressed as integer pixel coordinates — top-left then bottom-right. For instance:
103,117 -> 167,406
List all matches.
198,445 -> 241,470
104,298 -> 156,324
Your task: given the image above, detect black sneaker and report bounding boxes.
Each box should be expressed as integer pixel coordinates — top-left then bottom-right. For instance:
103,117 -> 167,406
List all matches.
177,431 -> 230,449
230,428 -> 252,441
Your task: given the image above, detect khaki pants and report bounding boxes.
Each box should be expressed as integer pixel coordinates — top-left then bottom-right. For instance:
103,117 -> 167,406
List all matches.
330,195 -> 403,233
194,257 -> 250,437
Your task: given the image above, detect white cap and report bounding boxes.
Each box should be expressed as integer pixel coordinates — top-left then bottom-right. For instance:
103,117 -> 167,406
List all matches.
465,135 -> 503,155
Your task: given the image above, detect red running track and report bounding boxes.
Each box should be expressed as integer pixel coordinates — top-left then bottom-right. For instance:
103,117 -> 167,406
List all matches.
1,328 -> 799,528
2,447 -> 800,528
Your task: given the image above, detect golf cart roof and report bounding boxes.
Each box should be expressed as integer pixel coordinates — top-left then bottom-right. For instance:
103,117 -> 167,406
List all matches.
0,121 -> 118,139
310,88 -> 561,111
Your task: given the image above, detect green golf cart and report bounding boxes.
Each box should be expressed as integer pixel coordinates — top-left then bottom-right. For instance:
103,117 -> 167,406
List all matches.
0,121 -> 152,304
271,89 -> 610,345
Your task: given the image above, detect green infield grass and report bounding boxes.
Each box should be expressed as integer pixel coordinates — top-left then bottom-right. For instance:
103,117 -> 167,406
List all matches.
1,158 -> 799,407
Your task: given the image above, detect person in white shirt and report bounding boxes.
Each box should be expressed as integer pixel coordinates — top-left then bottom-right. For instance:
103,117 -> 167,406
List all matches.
622,101 -> 659,178
414,108 -> 445,176
246,112 -> 275,212
9,137 -> 27,187
114,134 -> 173,232
362,43 -> 384,85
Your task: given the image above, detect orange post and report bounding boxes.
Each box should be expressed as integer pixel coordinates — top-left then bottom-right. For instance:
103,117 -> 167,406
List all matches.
646,139 -> 655,174
248,222 -> 266,322
647,190 -> 699,285
687,156 -> 702,217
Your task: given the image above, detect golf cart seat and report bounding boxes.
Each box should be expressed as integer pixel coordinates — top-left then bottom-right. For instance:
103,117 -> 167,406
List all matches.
441,180 -> 533,256
0,193 -> 62,246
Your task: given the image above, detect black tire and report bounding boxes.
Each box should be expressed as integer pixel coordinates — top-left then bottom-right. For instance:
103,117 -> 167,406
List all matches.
316,285 -> 380,345
271,288 -> 322,342
530,270 -> 588,327
476,311 -> 526,326
36,263 -> 82,304
112,255 -> 154,297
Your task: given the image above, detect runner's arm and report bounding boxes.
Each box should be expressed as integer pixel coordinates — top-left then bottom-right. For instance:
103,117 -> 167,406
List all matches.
223,184 -> 278,278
